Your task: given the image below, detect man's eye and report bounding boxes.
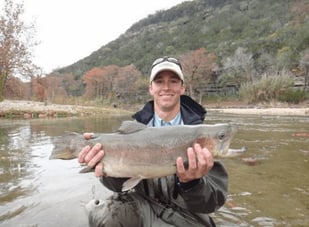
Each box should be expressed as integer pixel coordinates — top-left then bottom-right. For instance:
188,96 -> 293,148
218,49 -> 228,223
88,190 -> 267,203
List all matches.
171,79 -> 181,84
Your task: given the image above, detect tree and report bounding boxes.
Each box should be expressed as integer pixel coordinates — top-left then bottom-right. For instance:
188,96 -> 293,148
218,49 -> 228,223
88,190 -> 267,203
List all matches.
220,47 -> 254,90
114,64 -> 142,102
180,48 -> 216,102
83,67 -> 106,98
31,77 -> 45,101
43,75 -> 68,102
291,0 -> 309,26
83,64 -> 142,103
61,73 -> 81,96
300,49 -> 309,93
4,76 -> 28,99
0,0 -> 38,100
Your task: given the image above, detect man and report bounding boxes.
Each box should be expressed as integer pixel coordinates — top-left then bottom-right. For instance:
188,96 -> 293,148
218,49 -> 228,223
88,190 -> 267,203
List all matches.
78,56 -> 228,226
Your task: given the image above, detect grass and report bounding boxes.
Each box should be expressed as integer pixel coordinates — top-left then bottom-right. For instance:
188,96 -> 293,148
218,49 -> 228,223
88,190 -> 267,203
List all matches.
238,70 -> 295,103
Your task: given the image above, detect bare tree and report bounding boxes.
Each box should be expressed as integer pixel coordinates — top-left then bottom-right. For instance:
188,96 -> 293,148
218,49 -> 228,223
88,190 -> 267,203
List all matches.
220,47 -> 254,90
180,48 -> 216,101
300,49 -> 309,93
0,0 -> 38,100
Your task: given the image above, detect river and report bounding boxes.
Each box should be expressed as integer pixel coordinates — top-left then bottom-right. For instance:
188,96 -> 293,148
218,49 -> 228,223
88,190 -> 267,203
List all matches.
0,113 -> 308,226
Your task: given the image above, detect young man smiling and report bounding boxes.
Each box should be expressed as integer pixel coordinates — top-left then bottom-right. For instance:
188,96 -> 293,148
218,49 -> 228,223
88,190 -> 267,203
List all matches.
79,56 -> 228,227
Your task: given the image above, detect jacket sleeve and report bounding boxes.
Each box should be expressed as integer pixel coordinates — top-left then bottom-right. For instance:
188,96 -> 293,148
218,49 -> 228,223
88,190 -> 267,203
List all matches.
177,161 -> 228,213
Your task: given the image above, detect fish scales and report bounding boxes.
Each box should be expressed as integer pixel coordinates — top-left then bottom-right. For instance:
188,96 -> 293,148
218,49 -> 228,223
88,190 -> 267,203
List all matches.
50,121 -> 237,191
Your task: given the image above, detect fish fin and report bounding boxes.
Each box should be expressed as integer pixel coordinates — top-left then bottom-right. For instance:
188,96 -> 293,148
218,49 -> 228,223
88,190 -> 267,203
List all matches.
63,131 -> 81,136
117,121 -> 147,134
122,177 -> 143,191
79,166 -> 94,173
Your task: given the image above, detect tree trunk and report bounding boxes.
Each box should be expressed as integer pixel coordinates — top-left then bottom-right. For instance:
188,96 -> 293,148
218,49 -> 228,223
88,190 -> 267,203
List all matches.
0,74 -> 6,101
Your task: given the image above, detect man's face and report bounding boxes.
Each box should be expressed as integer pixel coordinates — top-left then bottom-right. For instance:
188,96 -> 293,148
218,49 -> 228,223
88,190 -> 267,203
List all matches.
149,71 -> 185,112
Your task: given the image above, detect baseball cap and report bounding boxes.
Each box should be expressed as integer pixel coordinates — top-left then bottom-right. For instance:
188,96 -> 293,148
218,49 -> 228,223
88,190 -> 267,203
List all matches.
149,56 -> 184,83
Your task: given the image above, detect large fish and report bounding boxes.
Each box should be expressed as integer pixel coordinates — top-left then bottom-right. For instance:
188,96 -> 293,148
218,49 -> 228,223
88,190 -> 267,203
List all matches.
50,121 -> 237,191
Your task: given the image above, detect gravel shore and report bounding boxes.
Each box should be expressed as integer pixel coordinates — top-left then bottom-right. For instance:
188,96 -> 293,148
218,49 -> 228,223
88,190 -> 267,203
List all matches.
0,99 -> 130,118
0,99 -> 308,118
209,107 -> 308,116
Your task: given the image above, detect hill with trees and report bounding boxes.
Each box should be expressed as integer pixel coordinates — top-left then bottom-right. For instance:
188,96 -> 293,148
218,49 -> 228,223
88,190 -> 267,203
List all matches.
2,0 -> 309,105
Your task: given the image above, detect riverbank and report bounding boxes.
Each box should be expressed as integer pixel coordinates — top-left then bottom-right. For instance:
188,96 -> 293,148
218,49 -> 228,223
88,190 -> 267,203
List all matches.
0,99 -> 131,118
0,99 -> 308,118
206,100 -> 308,116
209,107 -> 308,116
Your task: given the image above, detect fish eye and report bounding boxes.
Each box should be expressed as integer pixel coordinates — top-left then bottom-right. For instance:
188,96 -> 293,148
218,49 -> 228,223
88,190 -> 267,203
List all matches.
94,200 -> 100,205
218,131 -> 226,140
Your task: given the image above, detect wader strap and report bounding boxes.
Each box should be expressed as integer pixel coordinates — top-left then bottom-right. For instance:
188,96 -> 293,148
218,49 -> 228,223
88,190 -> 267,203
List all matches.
142,180 -> 149,196
160,177 -> 171,203
138,193 -> 211,227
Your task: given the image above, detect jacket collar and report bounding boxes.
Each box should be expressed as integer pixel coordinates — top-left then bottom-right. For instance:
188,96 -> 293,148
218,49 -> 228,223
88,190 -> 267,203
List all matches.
132,95 -> 206,125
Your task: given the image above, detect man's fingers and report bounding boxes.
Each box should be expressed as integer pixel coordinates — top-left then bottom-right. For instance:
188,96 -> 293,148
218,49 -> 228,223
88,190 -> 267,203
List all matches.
205,148 -> 214,171
187,147 -> 197,170
83,132 -> 94,140
95,163 -> 104,177
78,145 -> 91,163
197,144 -> 214,171
84,143 -> 102,163
88,149 -> 104,168
176,157 -> 185,173
195,144 -> 207,167
177,144 -> 215,183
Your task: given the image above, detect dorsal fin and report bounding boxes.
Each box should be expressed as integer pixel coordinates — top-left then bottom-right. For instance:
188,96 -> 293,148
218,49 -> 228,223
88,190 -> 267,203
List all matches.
117,121 -> 147,134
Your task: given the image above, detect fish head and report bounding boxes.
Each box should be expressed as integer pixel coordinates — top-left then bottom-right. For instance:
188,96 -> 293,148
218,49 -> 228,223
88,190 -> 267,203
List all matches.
49,132 -> 85,160
196,123 -> 237,158
86,199 -> 105,214
86,199 -> 106,226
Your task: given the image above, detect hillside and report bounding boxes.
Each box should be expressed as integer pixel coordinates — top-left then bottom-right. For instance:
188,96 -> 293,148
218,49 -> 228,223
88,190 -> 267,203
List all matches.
55,0 -> 309,78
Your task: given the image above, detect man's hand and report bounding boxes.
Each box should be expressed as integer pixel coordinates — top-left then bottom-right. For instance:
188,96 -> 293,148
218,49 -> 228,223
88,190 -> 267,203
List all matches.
78,133 -> 105,177
176,143 -> 214,183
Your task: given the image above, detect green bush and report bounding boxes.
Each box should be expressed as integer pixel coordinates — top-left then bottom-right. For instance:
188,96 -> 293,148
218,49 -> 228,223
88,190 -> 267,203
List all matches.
278,89 -> 307,104
239,71 -> 294,103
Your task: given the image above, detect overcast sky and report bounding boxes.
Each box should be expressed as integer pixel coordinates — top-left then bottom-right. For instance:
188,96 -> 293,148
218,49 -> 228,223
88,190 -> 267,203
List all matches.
3,0 -> 188,74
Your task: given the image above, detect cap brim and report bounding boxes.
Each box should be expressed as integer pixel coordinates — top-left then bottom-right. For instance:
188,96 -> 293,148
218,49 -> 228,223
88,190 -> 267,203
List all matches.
150,62 -> 184,82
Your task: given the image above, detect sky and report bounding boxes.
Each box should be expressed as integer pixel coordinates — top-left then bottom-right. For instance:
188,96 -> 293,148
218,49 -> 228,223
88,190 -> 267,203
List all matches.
1,0 -> 188,74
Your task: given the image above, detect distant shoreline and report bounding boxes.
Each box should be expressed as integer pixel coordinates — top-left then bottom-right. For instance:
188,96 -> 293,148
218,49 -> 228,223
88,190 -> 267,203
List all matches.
0,99 -> 308,118
0,99 -> 131,118
208,107 -> 308,116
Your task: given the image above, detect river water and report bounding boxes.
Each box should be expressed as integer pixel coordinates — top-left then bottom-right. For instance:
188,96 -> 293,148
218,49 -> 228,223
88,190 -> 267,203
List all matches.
0,112 -> 308,226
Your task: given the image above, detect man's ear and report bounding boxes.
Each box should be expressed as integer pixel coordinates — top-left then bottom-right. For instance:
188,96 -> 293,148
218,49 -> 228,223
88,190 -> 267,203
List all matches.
180,84 -> 186,95
149,84 -> 154,95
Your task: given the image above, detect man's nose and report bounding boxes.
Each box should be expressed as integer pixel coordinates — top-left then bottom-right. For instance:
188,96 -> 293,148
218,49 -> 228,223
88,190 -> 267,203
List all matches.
162,81 -> 170,89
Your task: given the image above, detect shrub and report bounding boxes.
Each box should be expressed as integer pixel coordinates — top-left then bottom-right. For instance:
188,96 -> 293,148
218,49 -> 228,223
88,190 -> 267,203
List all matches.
278,88 -> 307,104
239,70 -> 294,103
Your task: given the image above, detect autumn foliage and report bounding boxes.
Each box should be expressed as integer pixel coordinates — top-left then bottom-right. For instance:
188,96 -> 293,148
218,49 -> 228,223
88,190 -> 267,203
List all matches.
180,48 -> 217,101
83,64 -> 142,102
0,0 -> 38,101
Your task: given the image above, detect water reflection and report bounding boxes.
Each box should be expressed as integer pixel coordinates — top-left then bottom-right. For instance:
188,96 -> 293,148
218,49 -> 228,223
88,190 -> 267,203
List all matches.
0,116 -> 130,226
0,121 -> 37,222
206,113 -> 309,226
0,114 -> 308,226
